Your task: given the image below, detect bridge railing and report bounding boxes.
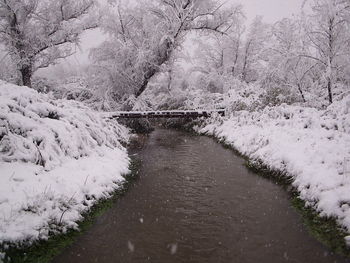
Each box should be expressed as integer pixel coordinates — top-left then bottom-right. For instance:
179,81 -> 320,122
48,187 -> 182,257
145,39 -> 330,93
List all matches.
103,109 -> 225,119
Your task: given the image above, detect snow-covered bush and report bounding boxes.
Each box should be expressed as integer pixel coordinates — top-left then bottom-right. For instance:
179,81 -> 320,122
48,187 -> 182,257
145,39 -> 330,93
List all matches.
187,74 -> 293,113
148,87 -> 224,111
30,75 -> 123,111
31,77 -> 60,95
195,72 -> 225,94
223,80 -> 265,112
0,81 -> 130,243
55,78 -> 94,102
0,53 -> 20,85
260,79 -> 302,107
122,95 -> 153,112
0,81 -> 128,170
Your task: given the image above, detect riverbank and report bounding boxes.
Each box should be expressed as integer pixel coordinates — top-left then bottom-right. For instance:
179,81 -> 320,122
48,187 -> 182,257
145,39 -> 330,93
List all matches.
0,81 -> 131,261
1,159 -> 141,263
195,98 -> 350,256
245,149 -> 350,257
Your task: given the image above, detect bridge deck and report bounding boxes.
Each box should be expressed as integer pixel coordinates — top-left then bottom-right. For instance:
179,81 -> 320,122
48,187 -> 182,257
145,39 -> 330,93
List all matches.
105,110 -> 225,119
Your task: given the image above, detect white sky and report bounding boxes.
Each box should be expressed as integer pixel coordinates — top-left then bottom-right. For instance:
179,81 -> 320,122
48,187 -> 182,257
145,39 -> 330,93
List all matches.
238,0 -> 304,24
37,0 -> 305,77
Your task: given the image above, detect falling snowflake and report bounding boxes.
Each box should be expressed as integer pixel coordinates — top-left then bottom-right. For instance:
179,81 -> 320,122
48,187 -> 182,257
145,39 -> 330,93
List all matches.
128,241 -> 135,253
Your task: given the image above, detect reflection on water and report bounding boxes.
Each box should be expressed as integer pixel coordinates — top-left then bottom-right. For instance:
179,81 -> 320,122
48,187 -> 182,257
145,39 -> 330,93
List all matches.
53,129 -> 348,263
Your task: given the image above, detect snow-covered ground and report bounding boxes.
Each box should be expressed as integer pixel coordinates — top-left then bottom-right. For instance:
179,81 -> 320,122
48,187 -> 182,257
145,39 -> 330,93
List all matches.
196,96 -> 350,242
0,81 -> 130,245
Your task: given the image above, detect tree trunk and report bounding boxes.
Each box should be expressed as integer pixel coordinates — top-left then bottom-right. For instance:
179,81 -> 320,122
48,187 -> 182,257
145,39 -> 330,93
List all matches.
232,39 -> 240,77
297,84 -> 306,103
135,68 -> 157,98
241,44 -> 250,83
20,64 -> 33,88
241,39 -> 253,83
241,58 -> 248,82
327,77 -> 333,104
136,79 -> 148,98
135,40 -> 174,98
232,51 -> 239,77
327,18 -> 334,105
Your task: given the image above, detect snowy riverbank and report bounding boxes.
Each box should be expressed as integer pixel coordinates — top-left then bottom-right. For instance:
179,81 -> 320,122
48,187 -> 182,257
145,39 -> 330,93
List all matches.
0,81 -> 130,246
196,97 -> 350,244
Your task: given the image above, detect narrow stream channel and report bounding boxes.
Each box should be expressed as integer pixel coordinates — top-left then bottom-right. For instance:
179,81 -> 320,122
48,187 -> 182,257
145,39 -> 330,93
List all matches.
53,129 -> 348,263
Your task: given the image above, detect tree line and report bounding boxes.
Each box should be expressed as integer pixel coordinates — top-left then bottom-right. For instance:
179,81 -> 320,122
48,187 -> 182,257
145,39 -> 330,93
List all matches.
1,0 -> 349,108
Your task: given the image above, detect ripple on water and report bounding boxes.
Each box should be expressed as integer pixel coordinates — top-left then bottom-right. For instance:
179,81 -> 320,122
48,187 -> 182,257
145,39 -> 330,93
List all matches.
53,129 -> 349,263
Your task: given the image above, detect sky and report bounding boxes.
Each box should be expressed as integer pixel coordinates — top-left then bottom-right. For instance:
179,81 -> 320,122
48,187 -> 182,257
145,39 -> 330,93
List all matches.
37,0 -> 305,77
238,0 -> 304,24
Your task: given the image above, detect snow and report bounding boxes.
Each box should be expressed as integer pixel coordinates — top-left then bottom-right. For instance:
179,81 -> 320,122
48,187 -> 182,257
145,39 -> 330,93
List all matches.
196,96 -> 350,237
127,241 -> 135,253
170,243 -> 178,255
0,81 -> 130,244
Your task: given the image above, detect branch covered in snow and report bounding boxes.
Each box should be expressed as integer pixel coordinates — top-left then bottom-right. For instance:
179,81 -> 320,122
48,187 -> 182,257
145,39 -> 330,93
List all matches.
0,0 -> 98,87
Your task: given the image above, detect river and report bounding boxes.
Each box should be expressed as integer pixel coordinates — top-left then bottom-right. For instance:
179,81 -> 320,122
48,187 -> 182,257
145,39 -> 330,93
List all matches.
53,129 -> 348,263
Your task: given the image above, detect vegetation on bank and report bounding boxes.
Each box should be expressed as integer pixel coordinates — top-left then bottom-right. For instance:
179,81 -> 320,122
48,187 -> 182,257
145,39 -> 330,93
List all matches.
1,159 -> 141,263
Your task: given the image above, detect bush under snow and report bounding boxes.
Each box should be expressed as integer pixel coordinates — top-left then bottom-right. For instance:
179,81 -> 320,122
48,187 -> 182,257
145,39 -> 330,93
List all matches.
197,96 -> 350,240
0,81 -> 130,244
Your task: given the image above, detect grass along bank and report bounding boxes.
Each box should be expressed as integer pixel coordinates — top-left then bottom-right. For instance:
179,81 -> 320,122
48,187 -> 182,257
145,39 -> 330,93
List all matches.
1,158 -> 141,263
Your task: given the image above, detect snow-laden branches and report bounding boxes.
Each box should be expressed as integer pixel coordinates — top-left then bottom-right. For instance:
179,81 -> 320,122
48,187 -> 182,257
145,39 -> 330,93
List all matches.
185,0 -> 350,108
90,0 -> 242,103
0,0 -> 98,88
300,0 -> 350,103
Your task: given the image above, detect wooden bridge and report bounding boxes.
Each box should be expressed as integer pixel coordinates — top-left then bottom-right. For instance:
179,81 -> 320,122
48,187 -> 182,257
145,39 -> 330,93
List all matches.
105,109 -> 225,119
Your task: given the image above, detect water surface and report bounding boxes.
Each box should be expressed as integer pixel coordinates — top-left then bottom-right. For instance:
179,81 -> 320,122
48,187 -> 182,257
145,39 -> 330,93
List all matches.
53,129 -> 348,263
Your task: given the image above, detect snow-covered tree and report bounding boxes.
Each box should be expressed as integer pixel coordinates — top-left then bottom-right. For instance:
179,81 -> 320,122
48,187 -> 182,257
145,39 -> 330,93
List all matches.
90,0 -> 242,101
0,0 -> 97,88
241,16 -> 270,82
192,10 -> 245,79
226,17 -> 245,77
262,18 -> 312,103
302,0 -> 350,103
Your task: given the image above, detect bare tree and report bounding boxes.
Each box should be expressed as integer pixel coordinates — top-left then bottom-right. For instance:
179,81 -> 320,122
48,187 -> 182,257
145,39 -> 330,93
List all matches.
0,0 -> 97,87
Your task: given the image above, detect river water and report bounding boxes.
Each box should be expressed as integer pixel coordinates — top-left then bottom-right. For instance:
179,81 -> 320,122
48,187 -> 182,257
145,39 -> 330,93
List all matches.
53,129 -> 348,263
